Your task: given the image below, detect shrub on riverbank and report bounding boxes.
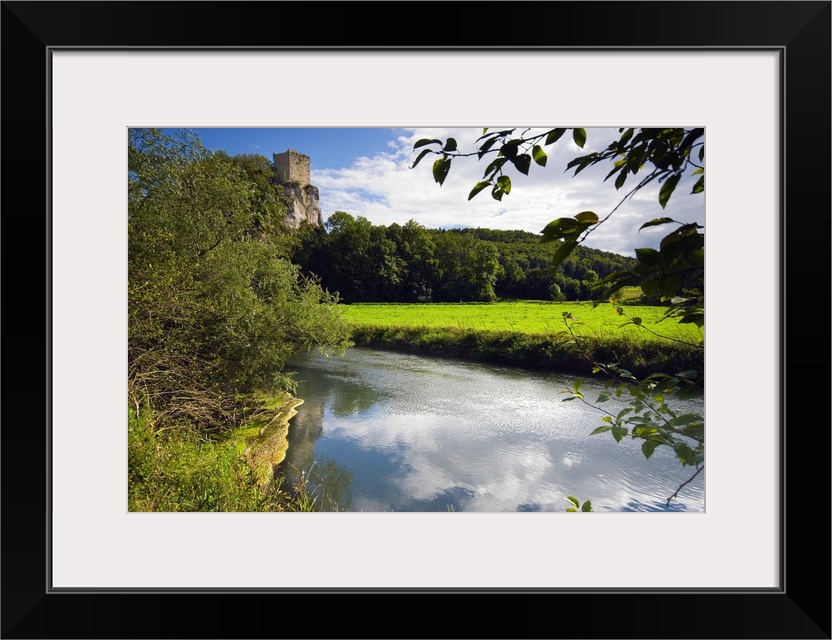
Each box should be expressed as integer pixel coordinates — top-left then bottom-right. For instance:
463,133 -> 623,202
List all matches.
349,325 -> 701,379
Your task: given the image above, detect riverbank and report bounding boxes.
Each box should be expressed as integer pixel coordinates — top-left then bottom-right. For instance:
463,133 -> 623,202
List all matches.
128,392 -> 315,512
349,324 -> 702,380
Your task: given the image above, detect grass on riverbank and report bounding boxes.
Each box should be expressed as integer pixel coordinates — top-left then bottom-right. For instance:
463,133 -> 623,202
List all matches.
128,403 -> 315,512
343,301 -> 703,344
344,301 -> 703,378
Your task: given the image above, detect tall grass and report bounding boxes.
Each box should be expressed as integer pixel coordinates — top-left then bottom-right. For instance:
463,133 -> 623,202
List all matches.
128,404 -> 315,512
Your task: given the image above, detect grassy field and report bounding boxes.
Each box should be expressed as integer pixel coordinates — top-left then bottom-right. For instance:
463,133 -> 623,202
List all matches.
343,300 -> 703,346
341,301 -> 703,378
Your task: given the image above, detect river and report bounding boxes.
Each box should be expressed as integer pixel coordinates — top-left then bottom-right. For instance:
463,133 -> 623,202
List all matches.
280,347 -> 704,512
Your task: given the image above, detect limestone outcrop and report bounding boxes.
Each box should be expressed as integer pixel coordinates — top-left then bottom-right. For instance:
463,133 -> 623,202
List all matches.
240,394 -> 304,488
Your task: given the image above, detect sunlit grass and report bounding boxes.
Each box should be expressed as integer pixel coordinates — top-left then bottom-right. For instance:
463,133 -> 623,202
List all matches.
128,404 -> 316,512
343,301 -> 703,346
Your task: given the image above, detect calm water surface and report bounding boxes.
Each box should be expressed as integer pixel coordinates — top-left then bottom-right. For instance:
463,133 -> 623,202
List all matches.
280,347 -> 704,512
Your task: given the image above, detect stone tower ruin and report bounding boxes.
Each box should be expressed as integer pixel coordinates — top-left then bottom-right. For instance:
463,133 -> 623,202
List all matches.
273,149 -> 323,228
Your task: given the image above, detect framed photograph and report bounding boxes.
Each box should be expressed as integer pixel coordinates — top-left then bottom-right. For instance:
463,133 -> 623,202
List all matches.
3,1 -> 829,638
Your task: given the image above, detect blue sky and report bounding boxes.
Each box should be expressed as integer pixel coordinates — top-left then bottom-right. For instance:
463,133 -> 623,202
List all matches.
183,127 -> 705,257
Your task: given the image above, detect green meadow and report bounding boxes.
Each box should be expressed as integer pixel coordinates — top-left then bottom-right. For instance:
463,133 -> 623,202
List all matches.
342,301 -> 703,378
343,300 -> 703,344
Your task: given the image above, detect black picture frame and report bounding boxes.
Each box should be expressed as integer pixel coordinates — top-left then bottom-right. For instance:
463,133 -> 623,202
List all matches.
2,1 -> 829,638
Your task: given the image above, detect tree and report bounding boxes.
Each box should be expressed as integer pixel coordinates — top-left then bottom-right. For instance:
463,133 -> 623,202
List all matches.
411,127 -> 705,504
388,220 -> 440,302
128,129 -> 352,431
432,232 -> 502,302
232,153 -> 291,238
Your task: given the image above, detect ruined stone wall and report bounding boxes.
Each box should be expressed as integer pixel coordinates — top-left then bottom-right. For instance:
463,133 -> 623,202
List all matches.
274,149 -> 321,228
274,150 -> 311,186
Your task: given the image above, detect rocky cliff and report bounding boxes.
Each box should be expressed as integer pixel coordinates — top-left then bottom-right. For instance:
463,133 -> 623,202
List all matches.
282,181 -> 323,228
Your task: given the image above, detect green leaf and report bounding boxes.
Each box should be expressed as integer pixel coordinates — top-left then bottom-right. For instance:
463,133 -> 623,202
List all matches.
687,248 -> 704,266
566,507 -> 578,512
552,240 -> 579,266
572,128 -> 587,148
414,138 -> 441,149
690,167 -> 704,176
639,217 -> 675,232
581,500 -> 592,512
632,316 -> 642,326
597,393 -> 611,403
541,217 -> 579,242
532,145 -> 547,167
659,273 -> 682,299
491,185 -> 504,201
545,128 -> 566,145
660,224 -> 702,252
432,157 -> 451,186
618,128 -> 634,147
483,157 -> 508,179
410,148 -> 432,169
591,426 -> 613,435
680,128 -> 704,151
614,170 -> 627,190
574,211 -> 599,225
678,313 -> 705,327
658,174 -> 681,209
635,247 -> 661,266
632,426 -> 660,438
468,181 -> 491,201
566,496 -> 580,508
611,425 -> 627,443
642,440 -> 657,460
668,414 -> 703,428
496,175 -> 511,194
691,175 -> 704,194
478,136 -> 499,158
604,164 -> 624,181
641,279 -> 659,297
443,137 -> 458,152
501,141 -> 520,159
681,425 -> 705,439
673,441 -> 696,465
513,153 -> 531,175
477,129 -> 513,142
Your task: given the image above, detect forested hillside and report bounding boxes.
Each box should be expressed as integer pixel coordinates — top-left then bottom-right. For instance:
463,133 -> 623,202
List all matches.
290,213 -> 638,303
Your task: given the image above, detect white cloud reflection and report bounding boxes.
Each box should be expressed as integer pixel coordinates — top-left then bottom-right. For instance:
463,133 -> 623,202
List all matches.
297,350 -> 704,513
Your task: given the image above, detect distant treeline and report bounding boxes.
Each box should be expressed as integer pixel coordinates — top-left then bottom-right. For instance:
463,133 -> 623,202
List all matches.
290,212 -> 638,304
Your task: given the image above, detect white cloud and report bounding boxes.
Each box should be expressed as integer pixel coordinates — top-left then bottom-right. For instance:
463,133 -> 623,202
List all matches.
313,127 -> 704,257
